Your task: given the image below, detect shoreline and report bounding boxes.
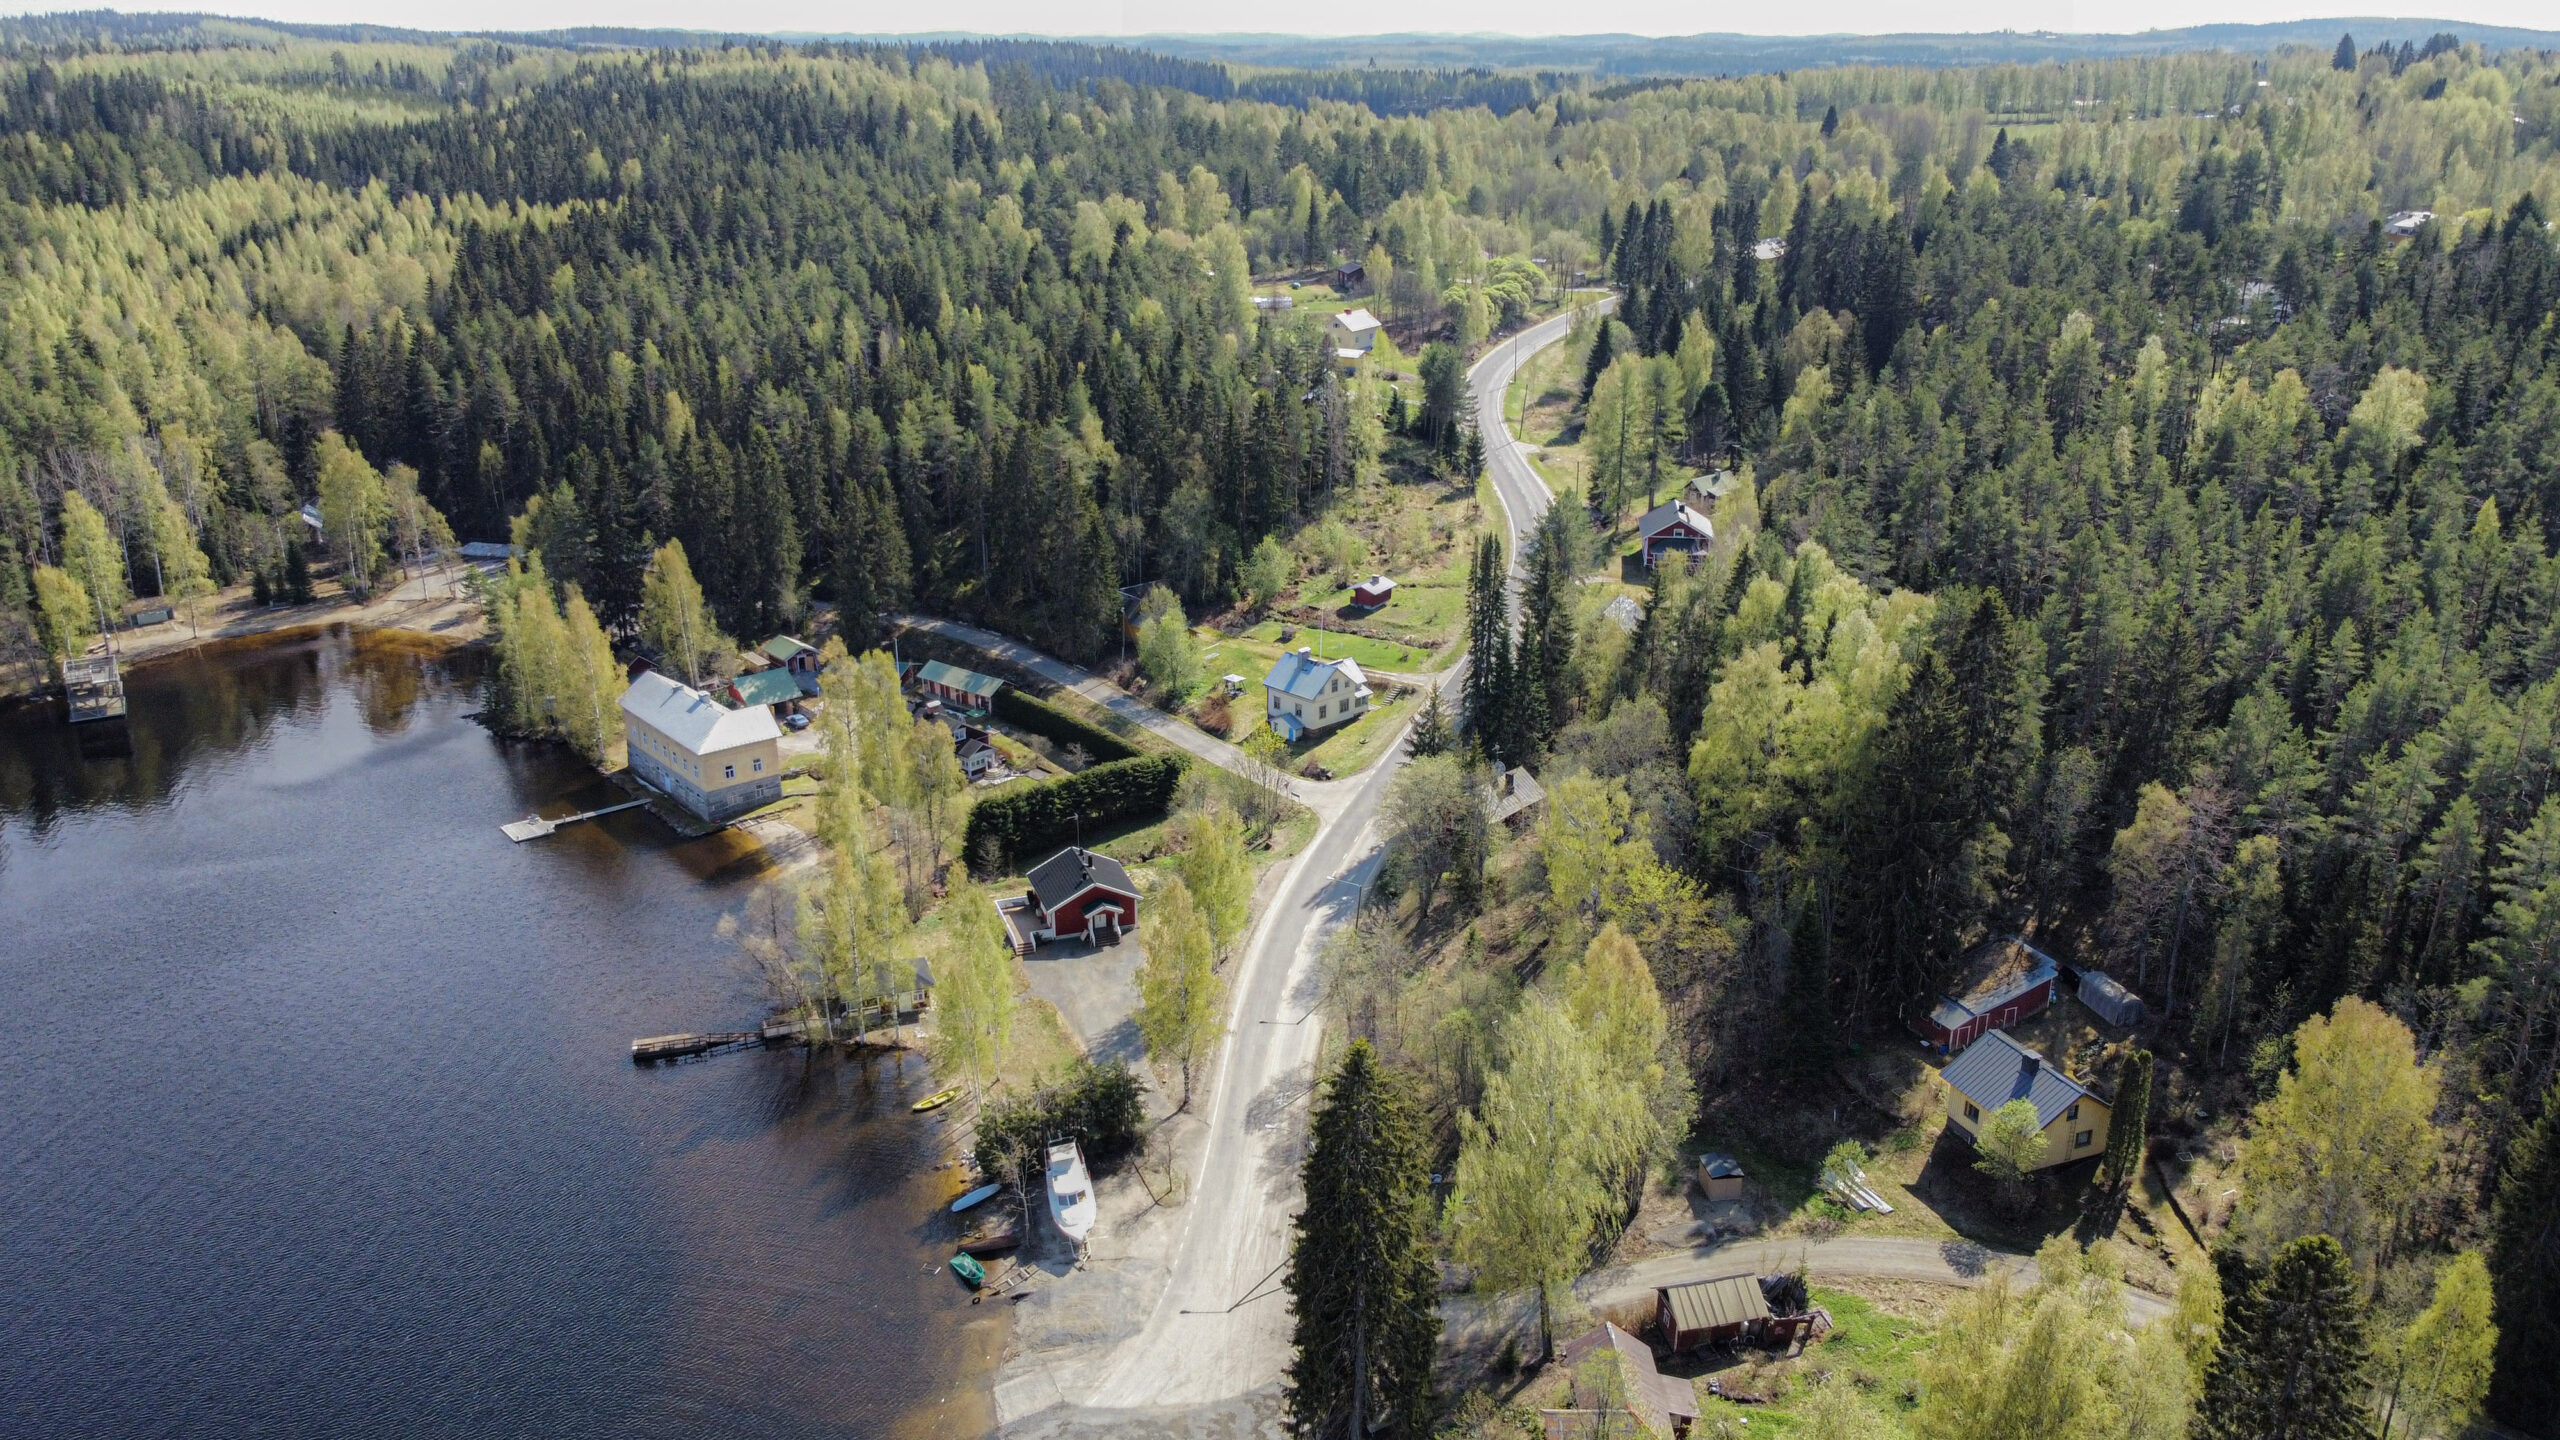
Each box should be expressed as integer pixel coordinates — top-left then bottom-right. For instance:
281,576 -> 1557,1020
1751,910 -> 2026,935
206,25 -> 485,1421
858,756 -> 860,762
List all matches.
7,562 -> 488,702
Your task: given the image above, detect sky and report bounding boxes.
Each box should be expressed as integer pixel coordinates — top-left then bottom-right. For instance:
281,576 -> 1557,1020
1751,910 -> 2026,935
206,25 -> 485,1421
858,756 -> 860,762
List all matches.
2,0 -> 2554,39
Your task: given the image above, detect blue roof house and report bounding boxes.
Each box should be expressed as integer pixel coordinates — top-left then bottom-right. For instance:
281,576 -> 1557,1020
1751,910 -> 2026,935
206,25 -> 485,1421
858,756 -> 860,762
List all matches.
1263,647 -> 1370,743
1941,1030 -> 2112,1172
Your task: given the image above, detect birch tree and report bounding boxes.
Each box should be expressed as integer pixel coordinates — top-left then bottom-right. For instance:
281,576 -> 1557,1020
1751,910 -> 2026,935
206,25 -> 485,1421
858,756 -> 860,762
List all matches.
1136,875 -> 1225,1105
932,880 -> 1019,1096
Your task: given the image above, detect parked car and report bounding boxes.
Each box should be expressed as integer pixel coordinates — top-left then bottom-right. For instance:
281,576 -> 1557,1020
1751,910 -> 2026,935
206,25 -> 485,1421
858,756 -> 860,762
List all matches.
784,712 -> 810,731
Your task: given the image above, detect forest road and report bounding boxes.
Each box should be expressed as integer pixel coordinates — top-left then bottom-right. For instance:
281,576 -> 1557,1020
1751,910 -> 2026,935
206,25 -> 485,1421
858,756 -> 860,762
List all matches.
987,306 -> 1607,1438
1473,293 -> 1618,594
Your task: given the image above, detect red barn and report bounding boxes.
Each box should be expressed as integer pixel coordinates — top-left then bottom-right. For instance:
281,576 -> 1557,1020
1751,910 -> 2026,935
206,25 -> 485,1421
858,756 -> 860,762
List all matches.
1638,499 -> 1714,568
1913,940 -> 2058,1054
1019,847 -> 1140,945
1352,574 -> 1397,609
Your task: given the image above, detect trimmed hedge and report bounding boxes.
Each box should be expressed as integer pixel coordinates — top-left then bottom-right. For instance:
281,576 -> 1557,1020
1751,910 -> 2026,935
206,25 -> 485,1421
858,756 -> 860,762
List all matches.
971,1059 -> 1145,1180
993,687 -> 1140,764
963,752 -> 1186,875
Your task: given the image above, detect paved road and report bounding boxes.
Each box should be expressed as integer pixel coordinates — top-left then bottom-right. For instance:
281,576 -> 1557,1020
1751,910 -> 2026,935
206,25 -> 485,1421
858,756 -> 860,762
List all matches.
1472,295 -> 1617,586
1577,1235 -> 2173,1327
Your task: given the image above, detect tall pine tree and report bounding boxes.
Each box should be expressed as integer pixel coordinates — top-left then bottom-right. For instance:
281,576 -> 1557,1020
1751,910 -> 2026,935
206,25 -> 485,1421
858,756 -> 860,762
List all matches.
1284,1041 -> 1440,1439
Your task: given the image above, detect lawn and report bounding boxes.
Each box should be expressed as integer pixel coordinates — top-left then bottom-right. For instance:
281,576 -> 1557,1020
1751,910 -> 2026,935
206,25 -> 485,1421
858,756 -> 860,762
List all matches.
1292,691 -> 1415,777
1229,620 -> 1440,675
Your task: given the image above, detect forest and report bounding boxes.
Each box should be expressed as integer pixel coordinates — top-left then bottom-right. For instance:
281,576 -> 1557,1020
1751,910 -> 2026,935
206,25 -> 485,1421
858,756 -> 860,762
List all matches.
6,14 -> 2560,1435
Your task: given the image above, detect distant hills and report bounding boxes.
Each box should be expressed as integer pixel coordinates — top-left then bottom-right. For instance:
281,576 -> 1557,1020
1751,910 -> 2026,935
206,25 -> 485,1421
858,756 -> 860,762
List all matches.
4,11 -> 2558,79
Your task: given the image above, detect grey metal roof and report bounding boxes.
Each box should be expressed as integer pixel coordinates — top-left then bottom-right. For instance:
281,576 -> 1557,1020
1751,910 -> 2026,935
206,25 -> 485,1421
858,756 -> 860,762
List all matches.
1941,1030 -> 2100,1129
1026,846 -> 1137,912
1698,1153 -> 1745,1180
1660,1274 -> 1770,1335
1637,498 -> 1713,541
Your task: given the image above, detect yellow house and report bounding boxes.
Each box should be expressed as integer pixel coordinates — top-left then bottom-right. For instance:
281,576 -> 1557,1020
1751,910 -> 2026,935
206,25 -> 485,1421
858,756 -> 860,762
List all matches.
619,669 -> 783,822
1941,1030 -> 2111,1171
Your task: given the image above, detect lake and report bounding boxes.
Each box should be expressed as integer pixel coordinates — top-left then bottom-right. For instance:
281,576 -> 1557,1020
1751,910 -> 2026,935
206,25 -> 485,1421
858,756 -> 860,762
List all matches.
0,627 -> 997,1438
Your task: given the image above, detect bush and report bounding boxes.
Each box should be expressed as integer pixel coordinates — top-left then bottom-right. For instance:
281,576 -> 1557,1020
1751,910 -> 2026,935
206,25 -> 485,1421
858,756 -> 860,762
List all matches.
963,752 -> 1185,874
972,1059 -> 1146,1180
993,687 -> 1140,764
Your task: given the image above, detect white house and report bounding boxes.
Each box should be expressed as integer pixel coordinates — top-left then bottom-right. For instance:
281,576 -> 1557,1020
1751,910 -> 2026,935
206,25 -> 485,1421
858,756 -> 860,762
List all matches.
1330,308 -> 1382,353
1263,646 -> 1370,742
620,669 -> 783,822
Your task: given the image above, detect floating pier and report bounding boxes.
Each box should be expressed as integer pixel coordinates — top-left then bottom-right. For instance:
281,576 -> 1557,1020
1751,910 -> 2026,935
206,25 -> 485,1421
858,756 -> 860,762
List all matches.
501,798 -> 651,842
631,1031 -> 761,1063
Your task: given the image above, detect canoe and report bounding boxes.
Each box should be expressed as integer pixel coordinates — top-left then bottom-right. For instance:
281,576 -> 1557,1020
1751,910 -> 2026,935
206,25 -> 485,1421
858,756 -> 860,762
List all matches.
950,1182 -> 1002,1214
911,1087 -> 963,1113
949,1252 -> 987,1287
959,1229 -> 1020,1256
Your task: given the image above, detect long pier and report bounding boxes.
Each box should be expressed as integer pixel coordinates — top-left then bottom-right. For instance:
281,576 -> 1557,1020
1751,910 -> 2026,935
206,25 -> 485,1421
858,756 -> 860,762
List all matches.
630,1015 -> 819,1064
501,798 -> 651,842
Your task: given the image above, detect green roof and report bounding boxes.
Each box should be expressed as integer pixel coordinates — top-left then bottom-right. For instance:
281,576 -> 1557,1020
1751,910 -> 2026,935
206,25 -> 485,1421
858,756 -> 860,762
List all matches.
762,635 -> 817,662
729,668 -> 802,708
916,659 -> 1003,698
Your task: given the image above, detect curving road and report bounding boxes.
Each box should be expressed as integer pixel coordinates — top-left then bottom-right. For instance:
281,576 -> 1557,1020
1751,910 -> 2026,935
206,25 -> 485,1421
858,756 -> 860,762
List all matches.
988,301 -> 1610,1438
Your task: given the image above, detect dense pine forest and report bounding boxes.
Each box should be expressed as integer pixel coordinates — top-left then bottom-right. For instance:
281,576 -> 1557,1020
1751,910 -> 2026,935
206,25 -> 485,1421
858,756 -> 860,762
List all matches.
8,14 -> 2560,1432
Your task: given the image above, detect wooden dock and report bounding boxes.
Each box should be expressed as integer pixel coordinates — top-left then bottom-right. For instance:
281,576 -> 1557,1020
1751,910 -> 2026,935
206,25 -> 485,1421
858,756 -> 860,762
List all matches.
62,654 -> 126,723
501,798 -> 651,842
631,1031 -> 761,1063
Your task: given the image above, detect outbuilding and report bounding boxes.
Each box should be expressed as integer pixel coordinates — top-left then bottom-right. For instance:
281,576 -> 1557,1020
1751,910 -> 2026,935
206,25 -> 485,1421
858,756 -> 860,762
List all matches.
1657,1274 -> 1773,1352
1637,499 -> 1714,568
914,659 -> 1004,712
760,635 -> 823,693
1912,941 -> 2058,1055
1695,1152 -> 1746,1202
1554,1322 -> 1699,1434
1351,574 -> 1397,609
2077,967 -> 2146,1028
724,666 -> 804,716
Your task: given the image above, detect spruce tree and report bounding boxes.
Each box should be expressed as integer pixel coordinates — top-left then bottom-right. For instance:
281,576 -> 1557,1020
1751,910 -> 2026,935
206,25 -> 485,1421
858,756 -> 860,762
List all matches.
1780,896 -> 1836,1081
1462,532 -> 1510,748
2103,1048 -> 2154,1191
2489,1079 -> 2560,1428
2197,1237 -> 2370,1440
1580,320 -> 1616,405
1820,103 -> 1839,138
1284,1041 -> 1439,1439
2332,33 -> 2358,70
1409,687 -> 1451,758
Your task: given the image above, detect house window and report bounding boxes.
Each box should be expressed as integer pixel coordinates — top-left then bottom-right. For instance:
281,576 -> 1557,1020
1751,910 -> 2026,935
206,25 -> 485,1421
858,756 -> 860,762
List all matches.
1319,703 -> 1328,719
752,758 -> 764,773
724,764 -> 736,780
1963,1102 -> 1979,1122
2074,1130 -> 2094,1149
2066,1103 -> 2080,1122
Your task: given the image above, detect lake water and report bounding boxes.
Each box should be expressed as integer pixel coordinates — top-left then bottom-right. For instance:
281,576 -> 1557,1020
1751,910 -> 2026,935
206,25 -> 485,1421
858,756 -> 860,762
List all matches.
0,627 -> 998,1438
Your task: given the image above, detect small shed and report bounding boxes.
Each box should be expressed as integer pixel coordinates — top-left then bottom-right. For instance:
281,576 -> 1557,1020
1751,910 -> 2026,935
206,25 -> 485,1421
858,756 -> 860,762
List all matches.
1696,1152 -> 1746,1202
1484,766 -> 1546,827
2077,968 -> 2146,1028
1657,1274 -> 1772,1352
1912,940 -> 2058,1055
1556,1323 -> 1697,1434
761,635 -> 823,691
1351,574 -> 1397,609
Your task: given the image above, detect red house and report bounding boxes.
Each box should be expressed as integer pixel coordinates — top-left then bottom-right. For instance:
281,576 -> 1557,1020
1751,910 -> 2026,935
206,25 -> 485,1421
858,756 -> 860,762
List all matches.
1913,940 -> 2059,1054
1000,846 -> 1140,948
1638,499 -> 1714,567
1351,574 -> 1396,609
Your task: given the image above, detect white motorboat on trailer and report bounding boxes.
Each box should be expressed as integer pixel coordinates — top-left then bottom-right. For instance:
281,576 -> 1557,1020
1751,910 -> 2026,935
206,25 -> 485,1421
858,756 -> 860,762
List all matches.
1046,1137 -> 1095,1246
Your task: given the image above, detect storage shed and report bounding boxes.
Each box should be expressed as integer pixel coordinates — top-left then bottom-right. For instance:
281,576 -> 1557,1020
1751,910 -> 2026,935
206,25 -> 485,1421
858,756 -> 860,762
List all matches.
1657,1274 -> 1772,1352
1912,941 -> 2058,1055
1695,1153 -> 1746,1202
1351,574 -> 1397,609
2077,968 -> 2146,1028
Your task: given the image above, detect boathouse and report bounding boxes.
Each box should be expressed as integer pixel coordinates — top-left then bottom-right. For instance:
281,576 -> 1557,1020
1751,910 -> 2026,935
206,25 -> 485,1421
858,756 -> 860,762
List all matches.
620,670 -> 783,822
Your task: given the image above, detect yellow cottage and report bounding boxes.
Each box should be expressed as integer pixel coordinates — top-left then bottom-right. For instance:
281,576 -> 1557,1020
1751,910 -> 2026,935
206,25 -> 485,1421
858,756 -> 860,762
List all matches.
1941,1030 -> 2112,1172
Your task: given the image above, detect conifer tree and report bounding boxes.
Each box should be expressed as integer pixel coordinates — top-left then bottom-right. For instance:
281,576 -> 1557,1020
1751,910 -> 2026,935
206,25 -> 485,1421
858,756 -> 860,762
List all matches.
1780,896 -> 1837,1082
1409,687 -> 1451,758
2489,1079 -> 2560,1428
2104,1048 -> 2155,1191
1462,532 -> 1510,749
2196,1237 -> 2370,1440
2333,33 -> 2358,70
1283,1041 -> 1439,1439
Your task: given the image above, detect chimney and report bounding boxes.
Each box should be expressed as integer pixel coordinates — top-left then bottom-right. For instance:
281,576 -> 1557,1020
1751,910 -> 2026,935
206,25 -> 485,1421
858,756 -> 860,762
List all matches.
1503,770 -> 1516,795
1296,646 -> 1313,658
1079,851 -> 1094,882
2021,1052 -> 2041,1078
